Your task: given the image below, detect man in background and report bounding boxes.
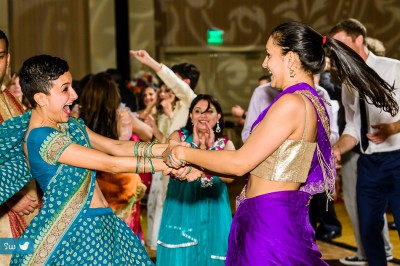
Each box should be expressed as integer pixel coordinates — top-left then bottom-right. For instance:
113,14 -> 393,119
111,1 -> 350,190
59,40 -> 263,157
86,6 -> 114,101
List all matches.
330,18 -> 399,265
0,29 -> 40,265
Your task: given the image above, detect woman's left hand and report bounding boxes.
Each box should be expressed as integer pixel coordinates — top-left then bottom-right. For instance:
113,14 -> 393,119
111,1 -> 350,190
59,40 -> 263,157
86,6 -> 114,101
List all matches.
204,122 -> 216,149
185,166 -> 204,182
169,165 -> 203,182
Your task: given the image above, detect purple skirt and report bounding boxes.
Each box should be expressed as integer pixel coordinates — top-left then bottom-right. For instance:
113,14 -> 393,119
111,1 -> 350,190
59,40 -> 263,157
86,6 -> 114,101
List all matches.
226,190 -> 328,266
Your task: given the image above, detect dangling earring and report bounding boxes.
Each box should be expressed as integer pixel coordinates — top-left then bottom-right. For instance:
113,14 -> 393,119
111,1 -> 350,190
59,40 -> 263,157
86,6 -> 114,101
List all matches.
191,120 -> 194,125
289,68 -> 296,78
215,120 -> 221,133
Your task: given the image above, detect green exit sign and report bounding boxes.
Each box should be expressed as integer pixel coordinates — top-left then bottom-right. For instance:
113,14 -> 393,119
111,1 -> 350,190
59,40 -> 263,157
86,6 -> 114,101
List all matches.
207,28 -> 224,45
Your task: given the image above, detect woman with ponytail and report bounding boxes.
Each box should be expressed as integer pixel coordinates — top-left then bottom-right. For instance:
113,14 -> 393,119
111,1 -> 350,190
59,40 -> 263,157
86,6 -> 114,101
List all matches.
164,21 -> 397,265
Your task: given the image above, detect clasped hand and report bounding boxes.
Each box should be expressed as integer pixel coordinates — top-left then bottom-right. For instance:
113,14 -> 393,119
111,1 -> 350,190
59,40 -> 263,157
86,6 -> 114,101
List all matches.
162,139 -> 203,182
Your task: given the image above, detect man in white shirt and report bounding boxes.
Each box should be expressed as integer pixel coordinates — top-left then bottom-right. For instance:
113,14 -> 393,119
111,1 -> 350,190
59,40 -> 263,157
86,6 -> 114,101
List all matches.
330,18 -> 400,265
130,50 -> 199,250
241,82 -> 281,142
131,50 -> 198,136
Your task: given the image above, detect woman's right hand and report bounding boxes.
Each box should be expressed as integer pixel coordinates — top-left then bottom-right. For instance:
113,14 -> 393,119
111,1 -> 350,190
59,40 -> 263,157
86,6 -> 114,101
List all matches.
193,121 -> 215,149
160,99 -> 174,118
129,50 -> 151,65
166,165 -> 204,182
129,50 -> 162,72
144,114 -> 156,128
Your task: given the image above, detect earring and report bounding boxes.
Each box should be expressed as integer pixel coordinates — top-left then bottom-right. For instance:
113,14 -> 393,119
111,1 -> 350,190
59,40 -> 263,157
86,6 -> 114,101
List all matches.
215,121 -> 221,133
289,69 -> 296,78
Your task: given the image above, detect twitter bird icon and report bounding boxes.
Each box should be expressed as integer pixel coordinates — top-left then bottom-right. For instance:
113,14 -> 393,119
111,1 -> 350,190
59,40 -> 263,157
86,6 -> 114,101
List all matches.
16,239 -> 33,254
19,242 -> 29,251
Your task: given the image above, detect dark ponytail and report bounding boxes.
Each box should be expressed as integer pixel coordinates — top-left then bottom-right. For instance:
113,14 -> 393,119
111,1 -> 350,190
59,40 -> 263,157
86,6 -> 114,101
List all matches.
325,36 -> 398,116
271,21 -> 398,116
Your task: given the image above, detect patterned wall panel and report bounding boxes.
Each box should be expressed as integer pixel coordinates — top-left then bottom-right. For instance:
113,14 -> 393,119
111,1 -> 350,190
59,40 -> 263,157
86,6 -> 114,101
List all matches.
156,0 -> 400,58
160,47 -> 268,112
156,0 -> 400,115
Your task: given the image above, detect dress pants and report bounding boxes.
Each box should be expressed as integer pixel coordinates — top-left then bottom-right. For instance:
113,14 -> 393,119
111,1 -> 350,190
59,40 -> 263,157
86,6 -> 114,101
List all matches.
357,150 -> 400,265
341,151 -> 392,260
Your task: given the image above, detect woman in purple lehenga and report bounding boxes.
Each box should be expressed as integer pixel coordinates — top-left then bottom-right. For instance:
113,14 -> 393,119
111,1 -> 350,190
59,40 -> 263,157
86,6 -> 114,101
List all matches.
163,21 -> 398,266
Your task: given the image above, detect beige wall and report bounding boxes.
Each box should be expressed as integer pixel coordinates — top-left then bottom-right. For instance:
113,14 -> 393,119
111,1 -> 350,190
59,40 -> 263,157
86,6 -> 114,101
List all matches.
7,0 -> 156,80
129,0 -> 156,76
88,0 -> 115,75
8,0 -> 90,79
88,0 -> 156,77
0,1 -> 9,37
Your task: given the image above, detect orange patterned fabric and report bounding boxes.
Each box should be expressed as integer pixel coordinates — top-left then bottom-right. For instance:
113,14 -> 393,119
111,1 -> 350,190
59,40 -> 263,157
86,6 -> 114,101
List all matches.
96,172 -> 144,214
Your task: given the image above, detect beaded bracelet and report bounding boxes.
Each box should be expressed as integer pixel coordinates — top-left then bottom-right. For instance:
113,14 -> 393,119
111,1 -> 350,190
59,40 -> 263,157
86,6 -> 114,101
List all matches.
147,157 -> 155,174
134,141 -> 159,157
135,156 -> 142,173
134,142 -> 141,157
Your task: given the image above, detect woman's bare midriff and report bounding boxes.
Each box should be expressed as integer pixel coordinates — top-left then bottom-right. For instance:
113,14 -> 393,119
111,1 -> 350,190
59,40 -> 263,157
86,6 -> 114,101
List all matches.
89,181 -> 110,208
245,174 -> 301,198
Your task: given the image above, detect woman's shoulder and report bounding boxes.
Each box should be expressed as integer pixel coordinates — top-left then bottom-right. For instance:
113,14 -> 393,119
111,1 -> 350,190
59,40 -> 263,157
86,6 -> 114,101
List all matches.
28,127 -> 59,141
28,126 -> 74,165
27,127 -> 64,153
272,93 -> 305,112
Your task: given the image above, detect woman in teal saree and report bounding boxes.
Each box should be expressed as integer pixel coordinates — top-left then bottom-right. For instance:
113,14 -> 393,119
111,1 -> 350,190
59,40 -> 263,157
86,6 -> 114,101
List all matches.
0,55 -> 200,265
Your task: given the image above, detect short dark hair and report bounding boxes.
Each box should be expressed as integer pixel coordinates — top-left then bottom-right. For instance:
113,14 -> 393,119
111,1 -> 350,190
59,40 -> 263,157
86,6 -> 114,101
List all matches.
19,55 -> 69,108
259,74 -> 272,83
329,18 -> 367,45
0,30 -> 9,53
171,63 -> 200,90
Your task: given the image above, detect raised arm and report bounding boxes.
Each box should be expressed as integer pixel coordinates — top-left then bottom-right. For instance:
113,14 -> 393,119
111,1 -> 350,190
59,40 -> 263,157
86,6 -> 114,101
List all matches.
117,104 -> 153,141
130,50 -> 196,106
130,113 -> 153,141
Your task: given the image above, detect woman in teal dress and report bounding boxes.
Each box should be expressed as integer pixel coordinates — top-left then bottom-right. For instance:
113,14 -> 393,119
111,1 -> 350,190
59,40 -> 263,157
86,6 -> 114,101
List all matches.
157,94 -> 234,266
0,55 -> 201,265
